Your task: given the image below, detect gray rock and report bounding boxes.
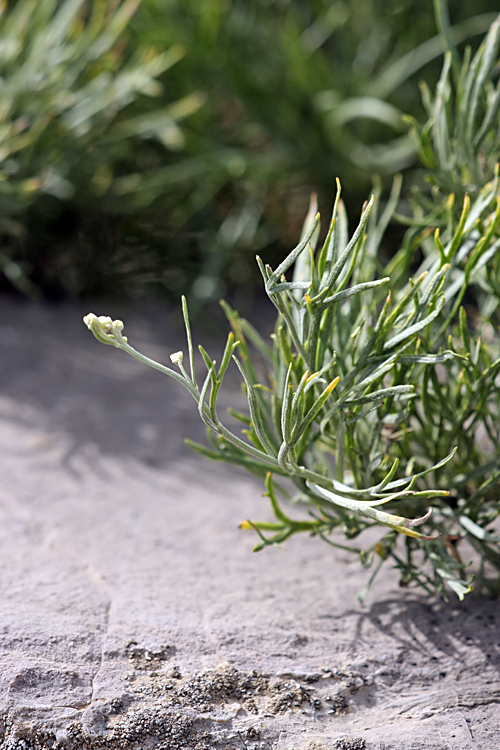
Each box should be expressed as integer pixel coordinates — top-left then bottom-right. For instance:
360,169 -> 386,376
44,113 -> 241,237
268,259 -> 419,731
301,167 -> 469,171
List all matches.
0,299 -> 499,749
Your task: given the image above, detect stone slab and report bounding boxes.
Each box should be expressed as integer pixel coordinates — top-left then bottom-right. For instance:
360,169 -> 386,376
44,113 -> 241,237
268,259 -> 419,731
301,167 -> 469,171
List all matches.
0,298 -> 499,749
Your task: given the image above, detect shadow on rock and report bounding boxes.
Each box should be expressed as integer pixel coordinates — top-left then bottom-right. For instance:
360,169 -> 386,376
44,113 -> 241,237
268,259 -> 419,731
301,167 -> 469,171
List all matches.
355,593 -> 500,676
0,297 -> 241,471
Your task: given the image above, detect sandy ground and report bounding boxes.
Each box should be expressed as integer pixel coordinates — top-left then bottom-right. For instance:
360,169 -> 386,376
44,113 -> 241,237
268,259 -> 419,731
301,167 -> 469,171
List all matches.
1,296 -> 499,750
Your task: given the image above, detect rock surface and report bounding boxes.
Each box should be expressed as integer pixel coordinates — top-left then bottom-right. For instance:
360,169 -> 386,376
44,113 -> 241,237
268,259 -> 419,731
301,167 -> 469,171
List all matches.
0,297 -> 499,750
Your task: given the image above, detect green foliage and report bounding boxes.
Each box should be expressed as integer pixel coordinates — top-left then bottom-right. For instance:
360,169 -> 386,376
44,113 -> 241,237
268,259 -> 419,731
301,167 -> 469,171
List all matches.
126,0 -> 499,304
84,169 -> 500,601
0,0 -> 204,295
2,0 -> 499,303
405,11 -> 500,200
135,0 -> 497,188
0,0 -> 205,208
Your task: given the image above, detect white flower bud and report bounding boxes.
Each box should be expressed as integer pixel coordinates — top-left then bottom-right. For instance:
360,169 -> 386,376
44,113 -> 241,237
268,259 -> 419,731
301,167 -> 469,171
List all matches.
170,351 -> 184,366
84,313 -> 127,346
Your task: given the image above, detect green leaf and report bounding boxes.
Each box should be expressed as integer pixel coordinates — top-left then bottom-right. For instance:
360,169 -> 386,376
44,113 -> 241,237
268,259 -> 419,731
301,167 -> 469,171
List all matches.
384,295 -> 446,350
232,356 -> 277,457
307,482 -> 440,540
459,515 -> 500,543
436,568 -> 475,600
266,213 -> 320,291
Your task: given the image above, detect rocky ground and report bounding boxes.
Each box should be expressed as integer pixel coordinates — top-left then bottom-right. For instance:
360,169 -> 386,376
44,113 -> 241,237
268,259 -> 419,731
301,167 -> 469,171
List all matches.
1,297 -> 499,750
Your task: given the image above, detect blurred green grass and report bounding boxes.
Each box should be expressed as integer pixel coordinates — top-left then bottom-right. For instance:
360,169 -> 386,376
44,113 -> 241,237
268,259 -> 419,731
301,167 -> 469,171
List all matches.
0,0 -> 498,306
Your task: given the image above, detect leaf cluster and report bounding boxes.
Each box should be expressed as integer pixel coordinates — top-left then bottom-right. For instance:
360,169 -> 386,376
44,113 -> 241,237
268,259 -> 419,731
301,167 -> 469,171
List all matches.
184,179 -> 500,602
405,10 -> 500,202
86,164 -> 500,600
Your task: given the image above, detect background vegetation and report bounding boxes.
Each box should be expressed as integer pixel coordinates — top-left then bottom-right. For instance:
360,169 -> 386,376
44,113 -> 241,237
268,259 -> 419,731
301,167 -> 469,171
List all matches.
0,0 -> 499,307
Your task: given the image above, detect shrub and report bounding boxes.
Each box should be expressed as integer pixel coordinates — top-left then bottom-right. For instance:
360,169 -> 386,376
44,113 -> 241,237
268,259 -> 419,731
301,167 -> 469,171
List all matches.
82,11 -> 500,601
84,169 -> 500,601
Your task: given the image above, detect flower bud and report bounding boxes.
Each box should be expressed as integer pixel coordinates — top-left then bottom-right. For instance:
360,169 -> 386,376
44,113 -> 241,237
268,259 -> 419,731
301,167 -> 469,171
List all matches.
170,351 -> 184,366
83,313 -> 127,347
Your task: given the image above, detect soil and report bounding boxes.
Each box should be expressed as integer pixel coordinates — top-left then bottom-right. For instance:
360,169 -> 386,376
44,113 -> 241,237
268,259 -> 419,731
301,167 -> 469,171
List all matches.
0,297 -> 499,750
